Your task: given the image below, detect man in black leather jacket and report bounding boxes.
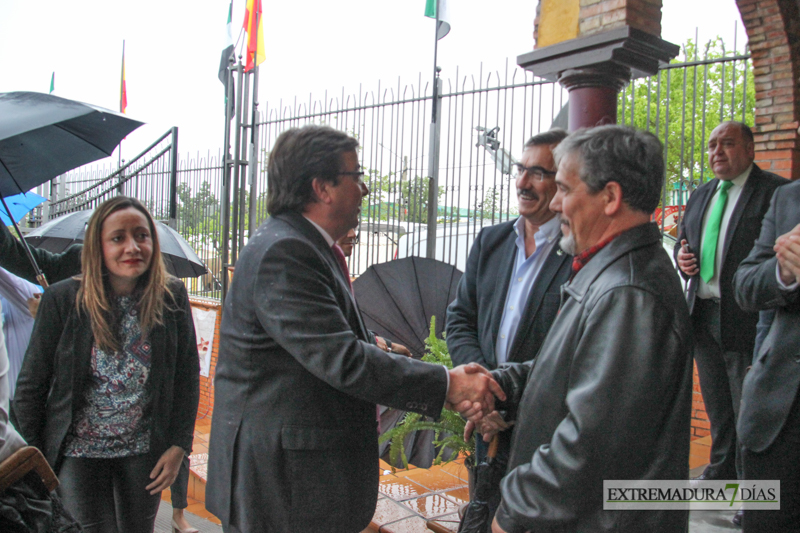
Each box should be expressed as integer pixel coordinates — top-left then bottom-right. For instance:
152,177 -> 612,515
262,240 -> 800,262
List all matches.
469,126 -> 693,533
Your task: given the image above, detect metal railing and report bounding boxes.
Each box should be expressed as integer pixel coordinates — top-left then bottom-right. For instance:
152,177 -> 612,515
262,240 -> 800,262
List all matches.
40,42 -> 753,298
48,128 -> 180,225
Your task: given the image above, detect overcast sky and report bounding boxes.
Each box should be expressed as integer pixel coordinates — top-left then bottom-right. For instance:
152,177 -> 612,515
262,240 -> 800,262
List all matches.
0,0 -> 745,160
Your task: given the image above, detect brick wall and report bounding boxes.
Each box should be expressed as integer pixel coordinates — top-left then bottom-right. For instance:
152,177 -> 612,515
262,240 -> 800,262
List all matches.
189,297 -> 222,420
533,0 -> 664,47
738,0 -> 800,180
691,362 -> 710,440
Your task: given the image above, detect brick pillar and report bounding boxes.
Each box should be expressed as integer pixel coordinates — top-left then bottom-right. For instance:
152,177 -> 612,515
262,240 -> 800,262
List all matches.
520,1 -> 677,131
738,0 -> 800,180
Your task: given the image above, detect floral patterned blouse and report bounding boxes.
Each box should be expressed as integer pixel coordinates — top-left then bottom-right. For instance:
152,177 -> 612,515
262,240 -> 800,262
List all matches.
64,295 -> 152,458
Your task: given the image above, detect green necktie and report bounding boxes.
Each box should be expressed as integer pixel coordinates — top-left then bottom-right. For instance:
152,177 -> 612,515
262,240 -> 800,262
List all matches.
700,180 -> 734,283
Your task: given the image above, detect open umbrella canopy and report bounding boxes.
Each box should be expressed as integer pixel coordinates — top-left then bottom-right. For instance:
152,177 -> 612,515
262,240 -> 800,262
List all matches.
0,191 -> 47,226
0,92 -> 144,198
25,210 -> 208,278
353,257 -> 462,358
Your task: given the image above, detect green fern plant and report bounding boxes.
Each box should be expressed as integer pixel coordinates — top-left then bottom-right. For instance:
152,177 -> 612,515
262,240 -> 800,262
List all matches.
378,316 -> 474,470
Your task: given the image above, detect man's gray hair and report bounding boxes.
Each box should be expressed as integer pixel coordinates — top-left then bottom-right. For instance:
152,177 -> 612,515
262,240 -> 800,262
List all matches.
524,128 -> 568,149
553,126 -> 665,214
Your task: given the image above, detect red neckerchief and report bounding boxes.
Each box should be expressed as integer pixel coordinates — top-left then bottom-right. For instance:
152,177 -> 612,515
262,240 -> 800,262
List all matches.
571,232 -> 624,278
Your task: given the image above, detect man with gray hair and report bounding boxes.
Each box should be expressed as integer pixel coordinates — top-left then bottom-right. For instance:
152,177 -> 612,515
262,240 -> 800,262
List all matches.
467,125 -> 693,533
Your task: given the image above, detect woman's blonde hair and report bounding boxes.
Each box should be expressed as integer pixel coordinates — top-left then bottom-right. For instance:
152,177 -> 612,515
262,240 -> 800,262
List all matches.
77,196 -> 173,352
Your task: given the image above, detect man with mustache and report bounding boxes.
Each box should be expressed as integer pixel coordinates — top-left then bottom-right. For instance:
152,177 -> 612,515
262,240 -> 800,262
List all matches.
471,125 -> 693,533
446,129 -> 572,493
675,121 -> 785,525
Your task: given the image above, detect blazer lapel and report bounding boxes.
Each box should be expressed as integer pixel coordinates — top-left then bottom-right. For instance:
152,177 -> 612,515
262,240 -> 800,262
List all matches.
721,169 -> 757,264
279,213 -> 370,341
689,179 -> 717,248
508,242 -> 569,360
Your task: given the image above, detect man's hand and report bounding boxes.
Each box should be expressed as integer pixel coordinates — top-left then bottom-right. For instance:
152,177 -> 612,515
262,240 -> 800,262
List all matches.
376,336 -> 413,357
677,239 -> 698,277
390,342 -> 412,357
446,363 -> 506,420
146,445 -> 185,495
27,293 -> 41,318
491,516 -> 508,533
775,224 -> 800,286
464,411 -> 513,442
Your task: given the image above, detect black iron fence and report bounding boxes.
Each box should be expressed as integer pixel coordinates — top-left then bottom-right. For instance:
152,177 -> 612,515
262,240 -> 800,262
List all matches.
40,41 -> 752,299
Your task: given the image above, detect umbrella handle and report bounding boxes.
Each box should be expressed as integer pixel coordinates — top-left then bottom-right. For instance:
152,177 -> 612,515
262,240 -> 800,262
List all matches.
487,434 -> 500,460
1,196 -> 49,288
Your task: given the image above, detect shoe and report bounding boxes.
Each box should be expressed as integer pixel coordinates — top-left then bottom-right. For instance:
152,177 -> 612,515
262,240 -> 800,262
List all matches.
172,519 -> 199,533
732,508 -> 744,527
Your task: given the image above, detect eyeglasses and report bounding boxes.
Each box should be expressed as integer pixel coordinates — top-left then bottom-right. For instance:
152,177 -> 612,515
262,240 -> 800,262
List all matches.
340,170 -> 366,184
513,164 -> 556,181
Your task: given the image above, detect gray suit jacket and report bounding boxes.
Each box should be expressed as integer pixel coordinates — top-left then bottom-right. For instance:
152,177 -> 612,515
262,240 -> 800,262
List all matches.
446,219 -> 571,369
734,179 -> 800,452
206,212 -> 448,532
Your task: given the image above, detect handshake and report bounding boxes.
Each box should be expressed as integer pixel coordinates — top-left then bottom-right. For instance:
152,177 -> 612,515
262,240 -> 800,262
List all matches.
445,363 -> 506,424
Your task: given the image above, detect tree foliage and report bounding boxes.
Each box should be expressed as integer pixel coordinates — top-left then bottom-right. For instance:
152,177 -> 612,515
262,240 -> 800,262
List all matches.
378,317 -> 474,471
619,37 -> 754,205
361,170 -> 444,224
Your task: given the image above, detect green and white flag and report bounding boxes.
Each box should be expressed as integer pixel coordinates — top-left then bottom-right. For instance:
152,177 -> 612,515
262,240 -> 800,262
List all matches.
49,72 -> 54,94
218,0 -> 235,117
424,0 -> 451,40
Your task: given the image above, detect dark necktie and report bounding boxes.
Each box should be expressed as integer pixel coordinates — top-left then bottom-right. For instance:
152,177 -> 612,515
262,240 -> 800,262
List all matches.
332,244 -> 353,294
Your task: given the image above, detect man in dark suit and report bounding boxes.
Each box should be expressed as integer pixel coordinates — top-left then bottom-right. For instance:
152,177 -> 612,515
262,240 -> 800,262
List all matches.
446,129 -> 571,466
675,121 -> 786,487
206,125 -> 504,533
734,180 -> 800,532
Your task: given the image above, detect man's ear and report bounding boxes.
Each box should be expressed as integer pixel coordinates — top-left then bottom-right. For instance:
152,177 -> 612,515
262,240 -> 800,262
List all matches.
603,181 -> 624,216
311,177 -> 333,205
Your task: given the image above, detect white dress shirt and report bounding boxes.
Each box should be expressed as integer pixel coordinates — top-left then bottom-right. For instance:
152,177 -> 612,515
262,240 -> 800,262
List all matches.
697,164 -> 752,300
495,215 -> 561,365
0,300 -> 27,463
0,267 -> 41,397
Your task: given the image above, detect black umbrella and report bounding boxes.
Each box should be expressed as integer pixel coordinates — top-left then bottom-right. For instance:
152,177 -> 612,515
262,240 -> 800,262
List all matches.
458,435 -> 505,533
0,92 -> 143,197
25,210 -> 208,278
0,91 -> 144,285
352,256 -> 462,358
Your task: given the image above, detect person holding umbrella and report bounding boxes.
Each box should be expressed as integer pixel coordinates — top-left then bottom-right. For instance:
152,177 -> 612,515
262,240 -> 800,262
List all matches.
1,207 -> 204,533
13,196 -> 199,533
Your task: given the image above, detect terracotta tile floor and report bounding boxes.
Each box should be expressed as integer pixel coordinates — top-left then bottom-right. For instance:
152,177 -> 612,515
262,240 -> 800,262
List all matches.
167,416 -> 714,532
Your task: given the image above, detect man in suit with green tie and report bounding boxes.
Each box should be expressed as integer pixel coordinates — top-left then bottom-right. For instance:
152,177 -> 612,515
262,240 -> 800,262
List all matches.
675,122 -> 785,512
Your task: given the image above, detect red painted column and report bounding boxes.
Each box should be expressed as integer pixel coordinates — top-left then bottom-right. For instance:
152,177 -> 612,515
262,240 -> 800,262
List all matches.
558,66 -> 630,131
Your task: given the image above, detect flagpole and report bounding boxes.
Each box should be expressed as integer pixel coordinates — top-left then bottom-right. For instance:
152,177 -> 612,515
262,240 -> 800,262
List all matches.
247,11 -> 261,237
425,0 -> 442,259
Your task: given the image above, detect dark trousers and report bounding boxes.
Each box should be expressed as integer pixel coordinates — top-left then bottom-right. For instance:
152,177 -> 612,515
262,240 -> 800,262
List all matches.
58,454 -> 161,533
742,392 -> 800,532
692,298 -> 748,480
170,455 -> 190,510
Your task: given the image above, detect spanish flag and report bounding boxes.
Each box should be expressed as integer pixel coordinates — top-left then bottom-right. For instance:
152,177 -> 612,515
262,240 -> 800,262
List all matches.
243,0 -> 265,72
120,41 -> 128,114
